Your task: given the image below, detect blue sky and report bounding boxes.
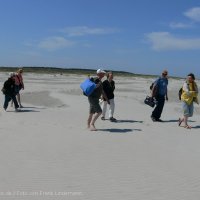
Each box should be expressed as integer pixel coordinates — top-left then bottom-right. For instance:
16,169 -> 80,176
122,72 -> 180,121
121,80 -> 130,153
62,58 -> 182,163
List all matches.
0,0 -> 200,77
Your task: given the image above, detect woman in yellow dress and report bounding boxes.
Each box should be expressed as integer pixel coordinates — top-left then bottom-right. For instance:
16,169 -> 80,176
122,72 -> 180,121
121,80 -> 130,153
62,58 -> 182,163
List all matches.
178,73 -> 199,129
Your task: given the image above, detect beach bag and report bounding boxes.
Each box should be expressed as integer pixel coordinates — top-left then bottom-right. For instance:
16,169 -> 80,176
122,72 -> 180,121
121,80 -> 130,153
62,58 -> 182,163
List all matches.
144,96 -> 155,107
80,78 -> 96,96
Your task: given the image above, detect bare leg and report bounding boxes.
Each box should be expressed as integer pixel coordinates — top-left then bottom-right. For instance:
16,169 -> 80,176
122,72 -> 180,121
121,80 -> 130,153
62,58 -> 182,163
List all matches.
87,113 -> 93,129
90,112 -> 102,131
183,116 -> 191,128
17,94 -> 22,107
11,100 -> 13,107
178,117 -> 184,126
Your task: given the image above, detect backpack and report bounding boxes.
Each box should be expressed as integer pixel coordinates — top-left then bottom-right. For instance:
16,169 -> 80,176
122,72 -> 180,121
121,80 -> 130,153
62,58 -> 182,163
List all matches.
150,77 -> 161,91
150,83 -> 154,90
80,78 -> 96,96
150,77 -> 161,97
178,88 -> 182,100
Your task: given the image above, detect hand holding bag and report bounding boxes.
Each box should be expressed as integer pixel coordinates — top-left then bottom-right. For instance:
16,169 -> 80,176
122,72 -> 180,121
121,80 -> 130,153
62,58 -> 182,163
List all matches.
144,96 -> 155,107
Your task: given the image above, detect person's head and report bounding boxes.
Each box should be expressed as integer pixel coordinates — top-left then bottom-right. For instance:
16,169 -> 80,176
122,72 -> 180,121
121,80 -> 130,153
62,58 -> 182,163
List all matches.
17,68 -> 23,74
187,73 -> 195,83
107,71 -> 113,80
162,70 -> 168,78
9,72 -> 15,79
96,68 -> 106,79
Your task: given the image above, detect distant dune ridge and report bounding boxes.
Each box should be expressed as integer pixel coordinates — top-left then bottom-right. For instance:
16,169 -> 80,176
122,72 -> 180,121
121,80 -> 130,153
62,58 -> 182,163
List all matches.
0,66 -> 184,79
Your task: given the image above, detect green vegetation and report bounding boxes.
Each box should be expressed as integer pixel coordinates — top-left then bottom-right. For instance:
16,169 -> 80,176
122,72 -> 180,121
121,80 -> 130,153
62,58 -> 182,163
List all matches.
0,66 -> 144,76
0,66 -> 182,79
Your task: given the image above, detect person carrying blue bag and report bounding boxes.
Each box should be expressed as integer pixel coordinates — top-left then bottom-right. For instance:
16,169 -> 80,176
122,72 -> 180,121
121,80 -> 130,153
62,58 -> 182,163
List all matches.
86,69 -> 110,131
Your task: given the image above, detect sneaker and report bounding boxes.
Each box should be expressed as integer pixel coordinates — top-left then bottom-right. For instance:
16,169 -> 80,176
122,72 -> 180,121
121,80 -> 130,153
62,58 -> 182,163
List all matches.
109,117 -> 117,122
151,116 -> 157,122
101,116 -> 105,120
19,105 -> 24,108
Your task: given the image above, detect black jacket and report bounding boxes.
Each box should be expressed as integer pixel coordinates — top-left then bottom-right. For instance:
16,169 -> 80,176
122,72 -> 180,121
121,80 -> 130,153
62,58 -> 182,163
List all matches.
3,78 -> 16,96
102,79 -> 115,100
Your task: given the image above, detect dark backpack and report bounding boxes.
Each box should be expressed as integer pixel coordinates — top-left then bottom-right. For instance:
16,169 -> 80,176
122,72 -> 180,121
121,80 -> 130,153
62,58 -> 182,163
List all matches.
150,83 -> 154,90
178,88 -> 182,100
150,77 -> 161,97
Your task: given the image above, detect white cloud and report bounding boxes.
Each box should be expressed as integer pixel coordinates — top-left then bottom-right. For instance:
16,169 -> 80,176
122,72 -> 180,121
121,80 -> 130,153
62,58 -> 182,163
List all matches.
60,26 -> 118,37
146,32 -> 200,51
38,37 -> 75,51
169,22 -> 192,29
184,7 -> 200,22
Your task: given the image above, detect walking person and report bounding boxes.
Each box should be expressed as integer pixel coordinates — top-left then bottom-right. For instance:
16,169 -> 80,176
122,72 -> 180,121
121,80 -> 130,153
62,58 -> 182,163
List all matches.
11,68 -> 24,108
178,73 -> 199,129
2,72 -> 19,111
101,71 -> 116,122
151,70 -> 169,122
87,69 -> 110,131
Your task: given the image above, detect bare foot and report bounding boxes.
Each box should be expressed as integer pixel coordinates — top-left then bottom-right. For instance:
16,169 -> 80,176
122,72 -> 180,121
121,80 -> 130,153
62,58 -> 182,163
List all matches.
90,124 -> 97,131
184,125 -> 192,129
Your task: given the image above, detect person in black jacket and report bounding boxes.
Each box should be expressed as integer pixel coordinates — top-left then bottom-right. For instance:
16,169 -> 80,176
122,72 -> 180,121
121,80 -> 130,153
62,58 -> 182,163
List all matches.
101,71 -> 116,121
3,72 -> 19,111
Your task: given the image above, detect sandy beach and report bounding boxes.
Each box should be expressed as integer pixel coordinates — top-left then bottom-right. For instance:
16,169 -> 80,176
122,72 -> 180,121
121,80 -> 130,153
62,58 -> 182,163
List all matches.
0,72 -> 200,200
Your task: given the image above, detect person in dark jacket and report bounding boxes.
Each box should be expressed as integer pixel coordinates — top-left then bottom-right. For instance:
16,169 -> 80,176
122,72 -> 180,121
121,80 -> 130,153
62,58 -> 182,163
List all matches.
3,72 -> 19,111
101,71 -> 116,121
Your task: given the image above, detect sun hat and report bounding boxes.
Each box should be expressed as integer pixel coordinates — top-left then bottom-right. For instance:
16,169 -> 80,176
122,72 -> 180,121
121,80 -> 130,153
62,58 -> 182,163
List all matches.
9,72 -> 15,77
97,68 -> 106,74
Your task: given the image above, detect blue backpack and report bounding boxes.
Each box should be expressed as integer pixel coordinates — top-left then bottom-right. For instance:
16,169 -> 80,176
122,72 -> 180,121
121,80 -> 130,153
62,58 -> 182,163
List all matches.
80,78 -> 96,96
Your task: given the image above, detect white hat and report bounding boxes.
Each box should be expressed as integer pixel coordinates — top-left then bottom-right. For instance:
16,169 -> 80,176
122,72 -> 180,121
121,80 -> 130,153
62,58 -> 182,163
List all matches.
9,72 -> 15,77
97,68 -> 106,74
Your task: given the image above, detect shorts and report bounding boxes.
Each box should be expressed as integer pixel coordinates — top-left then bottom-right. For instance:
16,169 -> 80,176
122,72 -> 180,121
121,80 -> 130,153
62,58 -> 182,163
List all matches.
88,97 -> 102,114
182,101 -> 194,117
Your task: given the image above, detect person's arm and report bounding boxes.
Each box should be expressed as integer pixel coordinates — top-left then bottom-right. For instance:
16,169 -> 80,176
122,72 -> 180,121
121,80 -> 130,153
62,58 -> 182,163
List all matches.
102,89 -> 110,104
165,88 -> 168,101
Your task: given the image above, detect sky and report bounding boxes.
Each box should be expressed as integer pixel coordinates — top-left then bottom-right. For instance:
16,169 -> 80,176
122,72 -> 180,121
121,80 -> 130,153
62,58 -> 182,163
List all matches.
0,0 -> 200,77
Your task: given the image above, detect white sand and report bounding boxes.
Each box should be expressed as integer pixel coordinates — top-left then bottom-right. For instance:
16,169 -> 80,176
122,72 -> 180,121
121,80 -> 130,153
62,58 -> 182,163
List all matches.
0,72 -> 200,200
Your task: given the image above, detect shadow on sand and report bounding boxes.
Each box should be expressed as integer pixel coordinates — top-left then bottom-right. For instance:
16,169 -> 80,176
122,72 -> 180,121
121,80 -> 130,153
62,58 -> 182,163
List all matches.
98,128 -> 142,133
192,125 -> 200,129
163,119 -> 196,123
22,106 -> 46,109
115,119 -> 143,123
17,109 -> 40,113
6,109 -> 40,113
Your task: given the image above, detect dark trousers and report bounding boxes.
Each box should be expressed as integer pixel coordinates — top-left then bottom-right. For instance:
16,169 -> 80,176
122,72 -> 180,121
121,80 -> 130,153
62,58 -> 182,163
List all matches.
4,95 -> 19,110
151,95 -> 165,119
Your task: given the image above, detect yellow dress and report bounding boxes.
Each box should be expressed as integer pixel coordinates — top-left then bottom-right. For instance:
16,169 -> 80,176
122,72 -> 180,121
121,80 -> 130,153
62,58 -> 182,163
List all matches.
181,81 -> 199,105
